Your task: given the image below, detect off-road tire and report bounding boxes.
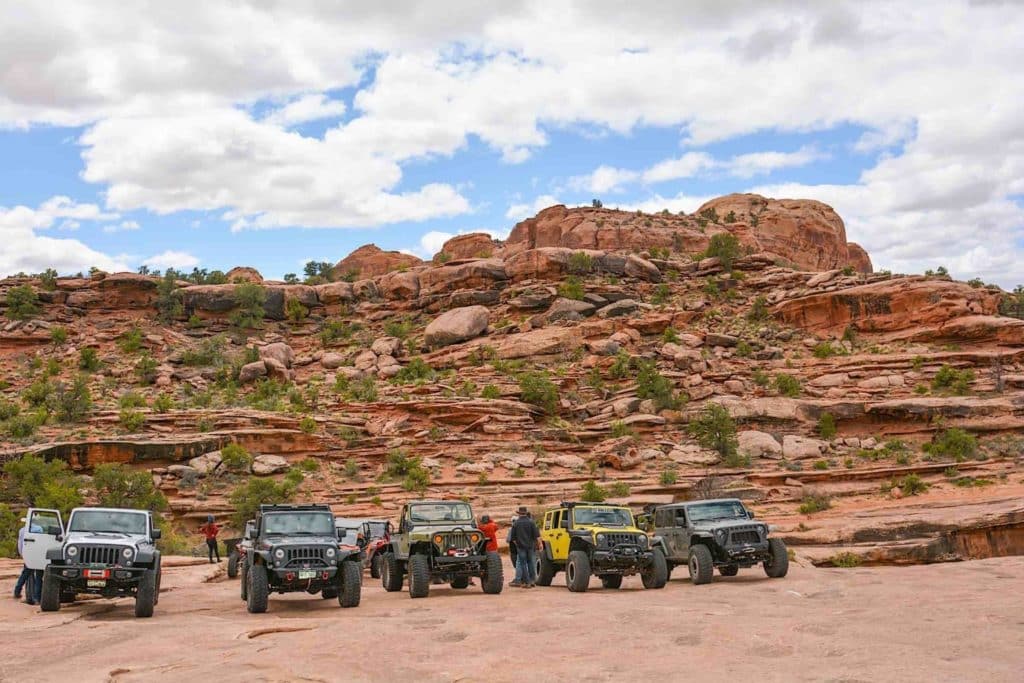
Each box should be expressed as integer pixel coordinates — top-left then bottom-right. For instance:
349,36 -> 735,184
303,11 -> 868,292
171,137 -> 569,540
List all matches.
246,564 -> 269,613
40,572 -> 61,612
764,538 -> 789,578
536,553 -> 556,586
370,553 -> 382,579
381,553 -> 404,592
339,560 -> 362,607
153,554 -> 162,605
600,574 -> 623,589
408,554 -> 430,599
134,568 -> 157,618
481,551 -> 503,594
566,550 -> 592,592
239,562 -> 248,600
642,547 -> 668,589
688,544 -> 714,585
450,576 -> 470,589
719,564 -> 739,577
227,552 -> 239,578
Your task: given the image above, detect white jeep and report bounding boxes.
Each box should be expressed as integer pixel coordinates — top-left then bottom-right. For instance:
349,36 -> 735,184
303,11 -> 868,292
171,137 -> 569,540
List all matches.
39,507 -> 162,618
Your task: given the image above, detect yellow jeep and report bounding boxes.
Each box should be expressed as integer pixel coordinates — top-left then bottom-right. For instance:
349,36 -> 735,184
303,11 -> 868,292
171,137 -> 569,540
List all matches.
537,502 -> 667,592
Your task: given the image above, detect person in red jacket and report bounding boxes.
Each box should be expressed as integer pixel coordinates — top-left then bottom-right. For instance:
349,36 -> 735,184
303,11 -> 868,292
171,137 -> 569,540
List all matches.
479,514 -> 499,552
198,515 -> 221,564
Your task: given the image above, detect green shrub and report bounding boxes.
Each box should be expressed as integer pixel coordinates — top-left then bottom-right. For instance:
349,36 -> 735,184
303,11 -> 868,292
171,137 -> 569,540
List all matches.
118,409 -> 145,432
651,283 -> 671,306
384,449 -> 418,478
5,285 -> 40,320
49,376 -> 92,423
155,271 -> 183,322
773,373 -> 802,397
92,463 -> 166,512
557,275 -> 585,301
319,320 -> 362,346
828,552 -> 862,568
230,283 -> 266,328
402,466 -> 431,495
567,251 -> 594,274
394,357 -> 436,383
735,340 -> 752,358
285,298 -> 308,322
923,428 -> 977,462
898,474 -> 928,496
635,360 -> 679,410
609,481 -> 630,497
298,416 -> 316,434
182,336 -> 226,367
118,391 -> 148,409
0,398 -> 18,421
812,460 -> 829,470
662,327 -> 680,344
813,341 -> 844,358
4,412 -> 43,438
481,384 -> 501,400
78,347 -> 101,372
659,470 -> 678,485
518,371 -> 559,414
347,376 -> 378,402
752,369 -> 769,387
0,504 -> 21,558
931,364 -> 974,395
610,421 -> 635,439
747,296 -> 769,321
688,404 -> 744,466
704,233 -> 741,272
2,454 -> 84,516
581,480 -> 607,502
817,412 -> 837,439
228,478 -> 295,528
798,492 -> 831,514
298,457 -> 318,472
135,353 -> 159,385
118,326 -> 144,353
152,393 -> 175,413
609,351 -> 633,379
50,327 -> 68,345
383,318 -> 414,339
221,443 -> 253,472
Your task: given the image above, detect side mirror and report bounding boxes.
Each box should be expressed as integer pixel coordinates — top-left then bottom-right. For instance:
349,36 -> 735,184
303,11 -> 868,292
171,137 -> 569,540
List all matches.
151,528 -> 162,540
748,511 -> 756,519
46,525 -> 62,536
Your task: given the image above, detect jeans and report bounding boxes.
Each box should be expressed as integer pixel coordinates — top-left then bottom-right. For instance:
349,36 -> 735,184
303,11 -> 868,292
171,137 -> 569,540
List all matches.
515,547 -> 537,585
206,539 -> 220,562
28,570 -> 42,603
14,565 -> 32,598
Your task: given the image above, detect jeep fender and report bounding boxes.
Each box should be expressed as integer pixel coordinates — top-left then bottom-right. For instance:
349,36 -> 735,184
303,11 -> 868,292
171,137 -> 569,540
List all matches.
689,532 -> 714,548
650,536 -> 669,555
45,547 -> 64,562
252,550 -> 271,565
135,547 -> 157,567
409,541 -> 433,556
568,536 -> 594,554
541,540 -> 554,561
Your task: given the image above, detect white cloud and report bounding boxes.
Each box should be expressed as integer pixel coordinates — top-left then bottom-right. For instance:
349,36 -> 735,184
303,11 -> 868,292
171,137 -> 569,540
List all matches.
263,94 -> 346,127
0,197 -> 128,276
102,219 -> 140,233
642,152 -> 717,183
726,146 -> 828,178
505,194 -> 561,221
141,250 -> 200,270
568,165 -> 639,194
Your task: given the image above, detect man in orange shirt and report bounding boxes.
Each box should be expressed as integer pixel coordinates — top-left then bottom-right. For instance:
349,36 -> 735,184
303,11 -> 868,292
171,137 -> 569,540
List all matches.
478,514 -> 499,552
198,515 -> 221,564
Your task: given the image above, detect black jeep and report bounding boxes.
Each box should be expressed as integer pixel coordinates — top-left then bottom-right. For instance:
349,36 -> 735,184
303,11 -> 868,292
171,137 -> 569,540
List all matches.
240,504 -> 361,613
646,498 -> 788,584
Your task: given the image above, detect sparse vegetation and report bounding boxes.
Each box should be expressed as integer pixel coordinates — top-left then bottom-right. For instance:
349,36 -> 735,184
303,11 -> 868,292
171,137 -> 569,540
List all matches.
773,373 -> 802,397
931,364 -> 974,395
230,283 -> 267,328
703,232 -> 741,272
518,371 -> 559,414
817,412 -> 837,439
221,443 -> 253,472
567,251 -> 594,275
828,552 -> 862,568
228,478 -> 296,528
923,428 -> 978,462
581,480 -> 607,502
798,492 -> 832,514
4,285 -> 40,321
688,404 -> 745,466
557,275 -> 585,301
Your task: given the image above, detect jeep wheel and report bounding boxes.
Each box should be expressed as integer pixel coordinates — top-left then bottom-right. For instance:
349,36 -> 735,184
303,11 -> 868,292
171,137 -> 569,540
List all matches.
153,554 -> 162,605
247,564 -> 269,613
134,568 -> 157,618
764,538 -> 789,578
536,554 -> 556,586
408,554 -> 430,599
370,553 -> 382,579
227,552 -> 239,578
481,551 -> 503,594
719,564 -> 739,577
566,550 -> 591,592
239,562 -> 248,600
450,576 -> 470,589
600,574 -> 623,589
642,547 -> 668,589
339,560 -> 362,607
381,553 -> 404,592
688,545 -> 714,585
40,572 -> 61,612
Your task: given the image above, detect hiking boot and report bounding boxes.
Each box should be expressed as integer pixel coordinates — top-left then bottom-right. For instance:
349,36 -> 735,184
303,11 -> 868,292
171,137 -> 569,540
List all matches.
509,580 -> 522,587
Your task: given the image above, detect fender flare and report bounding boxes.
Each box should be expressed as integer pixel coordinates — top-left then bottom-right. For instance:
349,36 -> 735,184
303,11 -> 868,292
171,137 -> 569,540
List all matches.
650,536 -> 669,555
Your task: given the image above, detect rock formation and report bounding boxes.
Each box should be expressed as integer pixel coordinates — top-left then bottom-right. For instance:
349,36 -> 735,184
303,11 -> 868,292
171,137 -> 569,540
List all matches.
330,244 -> 422,280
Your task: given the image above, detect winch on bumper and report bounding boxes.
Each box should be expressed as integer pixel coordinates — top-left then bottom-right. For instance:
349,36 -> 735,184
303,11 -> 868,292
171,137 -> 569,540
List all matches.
592,537 -> 654,572
45,563 -> 147,594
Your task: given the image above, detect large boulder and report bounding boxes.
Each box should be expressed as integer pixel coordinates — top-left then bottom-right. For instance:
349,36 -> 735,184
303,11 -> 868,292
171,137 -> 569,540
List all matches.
435,233 -> 500,261
313,281 -> 354,305
418,259 -> 508,296
259,342 -> 294,368
252,454 -> 289,475
188,451 -> 223,475
378,270 -> 420,300
238,360 -> 268,383
330,244 -> 421,280
738,431 -> 783,459
424,306 -> 490,348
547,297 -> 596,321
782,435 -> 827,460
226,266 -> 263,283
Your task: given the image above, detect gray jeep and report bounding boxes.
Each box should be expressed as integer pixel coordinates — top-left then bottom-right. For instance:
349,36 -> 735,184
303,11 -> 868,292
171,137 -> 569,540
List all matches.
40,507 -> 162,618
646,498 -> 788,584
240,504 -> 361,613
380,500 -> 503,598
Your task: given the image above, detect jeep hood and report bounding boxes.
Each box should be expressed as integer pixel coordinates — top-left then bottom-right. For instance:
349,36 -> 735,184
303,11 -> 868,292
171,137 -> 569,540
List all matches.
263,535 -> 338,547
690,519 -> 765,533
65,532 -> 146,546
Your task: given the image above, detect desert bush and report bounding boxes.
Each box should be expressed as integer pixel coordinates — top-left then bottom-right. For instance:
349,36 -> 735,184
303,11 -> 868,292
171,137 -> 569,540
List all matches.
817,412 -> 837,439
49,375 -> 92,423
898,474 -> 929,496
635,360 -> 680,410
155,271 -> 183,323
298,416 -> 317,434
798,491 -> 832,514
688,404 -> 744,466
704,233 -> 741,272
118,326 -> 144,353
50,327 -> 68,345
567,251 -> 594,274
118,409 -> 145,432
659,470 -> 678,485
2,455 -> 84,517
481,384 -> 501,400
285,297 -> 308,322
923,428 -> 977,462
5,285 -> 39,321
135,353 -> 159,385
228,478 -> 295,528
518,371 -> 559,414
773,373 -> 802,397
581,480 -> 607,502
394,357 -> 436,383
92,463 -> 166,512
828,552 -> 862,568
118,391 -> 148,409
813,341 -> 844,358
931,364 -> 974,395
78,347 -> 101,372
230,283 -> 266,328
152,393 -> 175,413
220,443 -> 253,472
557,275 -> 585,301
182,336 -> 226,367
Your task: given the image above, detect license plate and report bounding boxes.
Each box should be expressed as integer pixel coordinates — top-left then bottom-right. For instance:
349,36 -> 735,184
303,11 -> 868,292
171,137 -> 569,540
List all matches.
87,580 -> 106,587
298,570 -> 316,580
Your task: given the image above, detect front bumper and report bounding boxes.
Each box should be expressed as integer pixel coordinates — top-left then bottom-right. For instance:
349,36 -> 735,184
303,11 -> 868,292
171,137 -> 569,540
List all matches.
592,546 -> 654,571
433,553 -> 487,566
722,543 -> 770,564
268,565 -> 338,585
45,564 -> 147,592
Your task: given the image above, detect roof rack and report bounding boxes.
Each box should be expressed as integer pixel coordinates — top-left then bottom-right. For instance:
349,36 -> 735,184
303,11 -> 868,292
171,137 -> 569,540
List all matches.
258,503 -> 331,514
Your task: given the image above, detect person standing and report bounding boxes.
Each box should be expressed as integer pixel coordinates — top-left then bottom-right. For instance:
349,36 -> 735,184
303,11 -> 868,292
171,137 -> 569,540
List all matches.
510,506 -> 540,588
478,514 -> 499,552
506,513 -> 519,578
198,515 -> 221,563
13,521 -> 36,605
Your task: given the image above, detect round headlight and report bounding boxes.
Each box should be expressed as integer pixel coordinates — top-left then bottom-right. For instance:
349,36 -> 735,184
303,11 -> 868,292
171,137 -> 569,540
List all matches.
637,535 -> 648,547
326,547 -> 336,557
596,533 -> 606,544
433,534 -> 443,545
122,547 -> 134,558
715,529 -> 726,541
274,548 -> 285,559
67,546 -> 78,557
469,533 -> 480,544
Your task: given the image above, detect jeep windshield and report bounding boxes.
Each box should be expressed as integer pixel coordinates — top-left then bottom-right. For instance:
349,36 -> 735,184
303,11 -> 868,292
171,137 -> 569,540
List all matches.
573,507 -> 634,527
263,512 -> 334,535
365,521 -> 387,538
69,510 -> 148,535
687,501 -> 750,522
409,503 -> 473,523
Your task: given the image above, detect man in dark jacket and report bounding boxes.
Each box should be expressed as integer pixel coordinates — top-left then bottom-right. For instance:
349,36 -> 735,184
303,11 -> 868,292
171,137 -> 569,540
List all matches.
509,506 -> 540,588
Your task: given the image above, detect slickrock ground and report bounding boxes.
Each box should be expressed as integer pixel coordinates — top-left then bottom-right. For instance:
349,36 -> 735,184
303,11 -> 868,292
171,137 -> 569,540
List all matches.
1,556 -> 1022,682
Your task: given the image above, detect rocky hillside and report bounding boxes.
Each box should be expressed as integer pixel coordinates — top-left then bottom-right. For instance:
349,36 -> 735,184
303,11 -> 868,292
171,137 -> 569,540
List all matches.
1,194 -> 1021,565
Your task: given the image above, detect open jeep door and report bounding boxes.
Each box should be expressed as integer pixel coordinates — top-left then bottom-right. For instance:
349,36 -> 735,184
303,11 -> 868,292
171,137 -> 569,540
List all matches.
22,508 -> 63,570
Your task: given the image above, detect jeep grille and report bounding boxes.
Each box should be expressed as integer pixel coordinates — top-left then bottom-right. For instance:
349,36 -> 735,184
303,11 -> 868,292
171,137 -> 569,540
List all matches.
285,546 -> 327,566
603,533 -> 642,547
440,531 -> 474,551
74,545 -> 123,565
728,529 -> 761,545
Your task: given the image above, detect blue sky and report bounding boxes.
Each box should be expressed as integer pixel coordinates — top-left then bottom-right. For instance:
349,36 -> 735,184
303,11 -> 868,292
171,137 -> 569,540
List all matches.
1,2 -> 1021,285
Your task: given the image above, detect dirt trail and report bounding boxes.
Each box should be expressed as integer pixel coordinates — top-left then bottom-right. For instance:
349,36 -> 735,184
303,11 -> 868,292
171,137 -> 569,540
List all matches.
0,557 -> 1021,682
